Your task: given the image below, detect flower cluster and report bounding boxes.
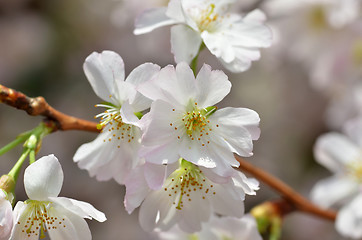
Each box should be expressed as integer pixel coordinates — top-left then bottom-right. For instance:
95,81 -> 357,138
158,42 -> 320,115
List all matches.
69,0 -> 271,237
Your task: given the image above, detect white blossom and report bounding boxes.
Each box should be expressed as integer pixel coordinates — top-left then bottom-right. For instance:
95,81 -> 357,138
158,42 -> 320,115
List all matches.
10,155 -> 106,240
73,50 -> 160,184
124,159 -> 259,233
136,62 -> 260,176
134,0 -> 272,72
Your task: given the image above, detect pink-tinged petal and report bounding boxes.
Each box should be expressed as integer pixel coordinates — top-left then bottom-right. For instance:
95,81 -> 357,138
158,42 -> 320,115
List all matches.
179,137 -> 217,168
124,165 -> 150,214
209,184 -> 244,217
144,163 -> 167,190
134,8 -> 177,35
50,197 -> 106,222
126,62 -> 160,111
140,142 -> 181,165
310,176 -> 358,208
139,190 -> 173,232
47,206 -> 91,240
24,154 -> 63,201
83,51 -> 125,104
171,25 -> 202,64
141,100 -> 181,146
0,191 -> 13,240
314,133 -> 361,173
195,64 -> 231,108
336,194 -> 362,239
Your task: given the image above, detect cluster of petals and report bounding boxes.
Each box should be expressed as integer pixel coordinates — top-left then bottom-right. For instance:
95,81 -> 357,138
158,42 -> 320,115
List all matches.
0,190 -> 13,240
10,154 -> 106,240
310,131 -> 362,239
136,62 -> 260,177
73,50 -> 160,184
155,214 -> 262,240
124,159 -> 259,233
134,0 -> 272,72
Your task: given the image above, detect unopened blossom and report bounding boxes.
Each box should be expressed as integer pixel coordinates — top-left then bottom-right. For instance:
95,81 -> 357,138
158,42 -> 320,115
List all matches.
134,0 -> 272,72
0,190 -> 13,240
124,159 -> 259,233
310,132 -> 362,239
10,155 -> 106,240
137,62 -> 260,176
73,50 -> 160,184
155,214 -> 262,240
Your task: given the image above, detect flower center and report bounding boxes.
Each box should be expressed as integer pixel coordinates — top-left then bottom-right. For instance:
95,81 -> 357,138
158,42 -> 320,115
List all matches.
171,102 -> 217,146
308,5 -> 328,31
95,103 -> 138,146
347,160 -> 362,183
190,4 -> 221,32
163,159 -> 215,210
17,200 -> 66,238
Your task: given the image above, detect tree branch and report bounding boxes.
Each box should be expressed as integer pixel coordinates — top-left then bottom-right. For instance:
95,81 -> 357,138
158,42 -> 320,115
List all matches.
0,84 -> 337,221
235,155 -> 337,221
0,84 -> 98,132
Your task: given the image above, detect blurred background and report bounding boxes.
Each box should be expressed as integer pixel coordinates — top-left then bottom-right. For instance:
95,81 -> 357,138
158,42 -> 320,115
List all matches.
0,0 -> 361,239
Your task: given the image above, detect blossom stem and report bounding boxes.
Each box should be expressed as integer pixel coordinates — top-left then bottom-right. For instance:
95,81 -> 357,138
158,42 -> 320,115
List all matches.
235,155 -> 337,221
0,131 -> 32,156
8,149 -> 30,182
190,43 -> 205,75
29,150 -> 36,165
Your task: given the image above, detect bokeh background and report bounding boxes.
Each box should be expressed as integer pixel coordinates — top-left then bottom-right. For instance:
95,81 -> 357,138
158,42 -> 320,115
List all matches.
0,0 -> 360,239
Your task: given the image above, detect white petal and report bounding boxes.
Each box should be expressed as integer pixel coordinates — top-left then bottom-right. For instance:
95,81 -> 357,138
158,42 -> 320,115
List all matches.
144,163 -> 167,190
120,101 -> 141,127
47,206 -> 92,240
195,64 -> 231,108
336,194 -> 362,239
134,7 -> 177,35
211,107 -> 260,140
139,191 -> 173,232
314,133 -> 361,173
0,191 -> 13,240
137,64 -> 197,107
50,197 -> 106,222
244,9 -> 267,22
165,0 -> 186,22
24,154 -> 63,201
171,25 -> 202,64
209,184 -> 244,217
310,176 -> 358,208
125,62 -> 160,111
124,165 -> 150,214
10,202 -> 38,240
83,51 -> 125,104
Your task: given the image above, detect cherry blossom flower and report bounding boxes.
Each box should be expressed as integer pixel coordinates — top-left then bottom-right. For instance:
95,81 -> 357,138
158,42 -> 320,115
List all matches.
10,154 -> 106,240
73,50 -> 160,184
310,132 -> 362,239
155,214 -> 262,240
134,0 -> 272,72
136,62 -> 260,176
124,159 -> 259,233
0,190 -> 13,240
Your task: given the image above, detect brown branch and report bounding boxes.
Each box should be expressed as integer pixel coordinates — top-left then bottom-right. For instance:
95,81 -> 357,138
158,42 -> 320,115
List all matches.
236,155 -> 337,221
0,84 -> 99,132
0,84 -> 337,221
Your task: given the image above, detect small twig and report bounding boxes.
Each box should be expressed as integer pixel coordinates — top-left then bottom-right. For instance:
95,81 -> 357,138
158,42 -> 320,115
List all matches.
0,84 -> 98,132
236,155 -> 337,221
